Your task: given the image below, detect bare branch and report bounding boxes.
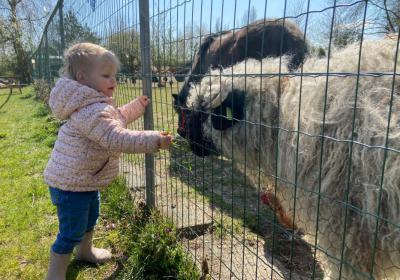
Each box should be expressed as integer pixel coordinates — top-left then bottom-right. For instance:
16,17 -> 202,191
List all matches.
383,0 -> 396,32
18,14 -> 48,22
0,6 -> 12,12
369,0 -> 400,19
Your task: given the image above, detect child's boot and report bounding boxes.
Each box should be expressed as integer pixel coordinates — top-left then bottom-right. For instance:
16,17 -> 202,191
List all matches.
75,230 -> 112,264
45,250 -> 71,280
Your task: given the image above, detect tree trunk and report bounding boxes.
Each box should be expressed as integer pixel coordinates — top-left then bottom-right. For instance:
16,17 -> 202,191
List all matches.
10,0 -> 31,83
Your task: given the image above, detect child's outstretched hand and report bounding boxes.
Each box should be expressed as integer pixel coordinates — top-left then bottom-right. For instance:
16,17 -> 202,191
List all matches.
138,95 -> 151,107
159,131 -> 173,149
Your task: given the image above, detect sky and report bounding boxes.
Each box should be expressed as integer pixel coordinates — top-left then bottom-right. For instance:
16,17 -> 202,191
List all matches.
61,0 -> 329,33
143,0 -> 332,45
42,0 -> 379,48
186,0 -> 327,28
148,0 -> 327,29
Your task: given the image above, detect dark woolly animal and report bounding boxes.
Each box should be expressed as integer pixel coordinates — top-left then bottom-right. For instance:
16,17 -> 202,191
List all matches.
173,19 -> 308,138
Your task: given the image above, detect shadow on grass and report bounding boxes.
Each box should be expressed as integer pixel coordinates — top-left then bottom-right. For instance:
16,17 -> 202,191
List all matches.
66,259 -> 97,280
66,257 -> 127,280
167,138 -> 323,279
103,257 -> 128,280
19,93 -> 33,99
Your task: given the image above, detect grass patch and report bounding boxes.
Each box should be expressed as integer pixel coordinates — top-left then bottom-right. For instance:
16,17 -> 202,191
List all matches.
0,87 -> 60,280
123,213 -> 200,280
33,103 -> 51,117
101,178 -> 200,280
32,113 -> 62,148
0,86 -> 199,279
20,93 -> 34,99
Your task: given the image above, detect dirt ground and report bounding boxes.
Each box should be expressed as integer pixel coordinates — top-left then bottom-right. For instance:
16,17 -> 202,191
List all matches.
121,140 -> 324,280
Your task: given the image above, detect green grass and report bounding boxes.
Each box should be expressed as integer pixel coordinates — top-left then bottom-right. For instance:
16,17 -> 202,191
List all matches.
114,81 -> 178,133
101,178 -> 200,280
0,87 -> 199,279
0,87 -> 59,279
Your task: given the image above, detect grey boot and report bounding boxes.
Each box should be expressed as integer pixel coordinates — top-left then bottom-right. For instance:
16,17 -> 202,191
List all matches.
45,250 -> 71,280
75,231 -> 111,264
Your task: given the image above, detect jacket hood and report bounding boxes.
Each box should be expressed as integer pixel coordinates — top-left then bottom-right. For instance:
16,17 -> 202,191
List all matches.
49,78 -> 112,120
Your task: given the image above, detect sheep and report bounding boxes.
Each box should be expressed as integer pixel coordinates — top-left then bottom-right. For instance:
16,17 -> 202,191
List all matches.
181,38 -> 400,279
173,19 -> 309,137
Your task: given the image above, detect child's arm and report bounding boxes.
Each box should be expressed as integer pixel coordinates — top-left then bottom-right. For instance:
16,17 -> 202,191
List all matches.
118,96 -> 149,124
72,103 -> 164,153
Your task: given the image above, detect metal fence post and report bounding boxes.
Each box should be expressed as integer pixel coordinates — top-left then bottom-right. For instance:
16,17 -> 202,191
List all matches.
139,0 -> 155,208
59,0 -> 65,52
37,47 -> 43,79
44,31 -> 50,84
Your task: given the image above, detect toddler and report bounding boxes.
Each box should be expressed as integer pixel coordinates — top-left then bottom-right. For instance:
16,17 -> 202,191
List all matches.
44,42 -> 172,279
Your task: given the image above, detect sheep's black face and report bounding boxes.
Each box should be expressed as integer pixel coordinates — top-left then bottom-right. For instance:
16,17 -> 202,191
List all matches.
172,82 -> 191,138
187,110 -> 216,157
176,106 -> 215,157
176,89 -> 246,157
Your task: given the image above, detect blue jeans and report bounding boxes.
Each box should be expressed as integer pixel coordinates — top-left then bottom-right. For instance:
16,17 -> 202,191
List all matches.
49,187 -> 100,254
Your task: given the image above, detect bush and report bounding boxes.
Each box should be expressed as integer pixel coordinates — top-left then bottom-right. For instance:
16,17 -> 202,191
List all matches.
33,79 -> 51,103
317,47 -> 326,58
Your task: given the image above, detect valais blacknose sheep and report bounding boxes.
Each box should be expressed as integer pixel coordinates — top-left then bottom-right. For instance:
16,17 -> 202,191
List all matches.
181,38 -> 400,279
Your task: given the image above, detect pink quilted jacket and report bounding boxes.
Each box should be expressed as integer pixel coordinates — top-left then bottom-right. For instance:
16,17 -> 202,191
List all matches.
44,78 -> 161,191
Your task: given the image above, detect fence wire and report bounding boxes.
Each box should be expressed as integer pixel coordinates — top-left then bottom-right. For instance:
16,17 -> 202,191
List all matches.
32,0 -> 400,279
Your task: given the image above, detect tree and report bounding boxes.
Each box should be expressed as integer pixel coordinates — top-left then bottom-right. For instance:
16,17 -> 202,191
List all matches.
240,5 -> 257,26
318,0 -> 400,48
63,10 -> 100,47
374,0 -> 399,33
214,17 -> 222,33
0,45 -> 15,76
34,8 -> 100,81
288,0 -> 308,29
0,0 -> 50,82
171,22 -> 203,70
107,29 -> 140,74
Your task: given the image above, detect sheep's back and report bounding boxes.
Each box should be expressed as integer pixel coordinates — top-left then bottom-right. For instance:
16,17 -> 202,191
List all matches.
278,39 -> 400,241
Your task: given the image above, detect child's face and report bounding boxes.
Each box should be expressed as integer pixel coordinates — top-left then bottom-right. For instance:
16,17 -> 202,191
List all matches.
85,59 -> 117,97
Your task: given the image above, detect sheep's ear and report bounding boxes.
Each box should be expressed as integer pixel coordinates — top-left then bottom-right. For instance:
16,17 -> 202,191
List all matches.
212,89 -> 245,130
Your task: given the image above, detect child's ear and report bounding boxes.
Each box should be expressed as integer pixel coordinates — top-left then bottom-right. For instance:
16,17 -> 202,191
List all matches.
76,70 -> 86,84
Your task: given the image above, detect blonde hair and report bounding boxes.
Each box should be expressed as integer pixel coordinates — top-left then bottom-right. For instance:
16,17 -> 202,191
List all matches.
60,42 -> 120,80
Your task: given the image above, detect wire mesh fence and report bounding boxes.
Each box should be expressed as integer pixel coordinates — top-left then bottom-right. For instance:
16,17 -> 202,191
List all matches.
32,0 -> 400,279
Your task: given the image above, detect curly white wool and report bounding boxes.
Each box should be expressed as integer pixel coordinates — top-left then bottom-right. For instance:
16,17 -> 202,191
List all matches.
187,38 -> 400,279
